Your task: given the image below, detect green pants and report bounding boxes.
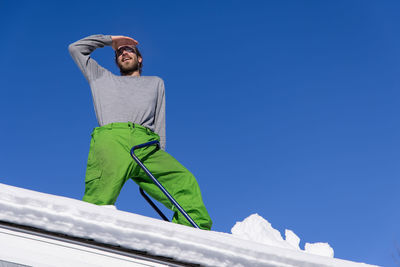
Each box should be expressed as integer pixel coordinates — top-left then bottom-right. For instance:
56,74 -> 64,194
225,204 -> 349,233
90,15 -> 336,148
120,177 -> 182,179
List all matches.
83,122 -> 212,230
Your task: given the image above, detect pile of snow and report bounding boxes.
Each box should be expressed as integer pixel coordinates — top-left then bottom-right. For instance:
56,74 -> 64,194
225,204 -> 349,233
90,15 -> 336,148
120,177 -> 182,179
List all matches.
305,242 -> 335,258
231,213 -> 334,257
0,183 -> 376,267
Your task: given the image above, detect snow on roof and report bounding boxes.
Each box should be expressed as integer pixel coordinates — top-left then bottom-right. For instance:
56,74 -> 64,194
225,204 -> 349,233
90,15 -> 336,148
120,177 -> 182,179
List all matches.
231,213 -> 335,258
0,183 -> 377,267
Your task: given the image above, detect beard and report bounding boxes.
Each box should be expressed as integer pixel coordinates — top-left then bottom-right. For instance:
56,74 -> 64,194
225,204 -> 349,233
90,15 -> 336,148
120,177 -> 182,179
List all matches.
118,59 -> 140,76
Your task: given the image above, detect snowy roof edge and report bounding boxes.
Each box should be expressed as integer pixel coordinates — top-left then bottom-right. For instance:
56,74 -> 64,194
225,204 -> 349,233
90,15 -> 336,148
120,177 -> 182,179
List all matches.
0,183 -> 378,267
0,220 -> 195,267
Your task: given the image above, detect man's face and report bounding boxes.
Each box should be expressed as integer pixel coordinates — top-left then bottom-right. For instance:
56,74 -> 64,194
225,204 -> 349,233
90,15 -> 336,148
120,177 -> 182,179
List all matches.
116,46 -> 141,74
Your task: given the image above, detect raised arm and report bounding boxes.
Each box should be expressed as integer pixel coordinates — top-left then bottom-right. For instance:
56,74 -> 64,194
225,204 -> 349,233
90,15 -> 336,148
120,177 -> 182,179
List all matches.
68,34 -> 112,82
155,78 -> 166,150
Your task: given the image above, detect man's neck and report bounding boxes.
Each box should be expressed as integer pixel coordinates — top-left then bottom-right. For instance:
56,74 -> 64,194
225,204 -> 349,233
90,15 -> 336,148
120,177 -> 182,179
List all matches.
122,70 -> 140,77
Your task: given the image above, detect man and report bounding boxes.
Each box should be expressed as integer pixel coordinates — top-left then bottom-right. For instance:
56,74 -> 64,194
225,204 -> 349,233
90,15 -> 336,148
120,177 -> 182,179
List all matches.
68,34 -> 212,230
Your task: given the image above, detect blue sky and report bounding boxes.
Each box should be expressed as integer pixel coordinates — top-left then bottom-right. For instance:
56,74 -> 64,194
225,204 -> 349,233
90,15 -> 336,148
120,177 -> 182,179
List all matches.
1,1 -> 399,265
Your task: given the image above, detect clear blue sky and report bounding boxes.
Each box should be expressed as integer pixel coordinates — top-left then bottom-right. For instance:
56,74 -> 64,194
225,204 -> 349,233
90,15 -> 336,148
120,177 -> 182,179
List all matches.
1,1 -> 399,266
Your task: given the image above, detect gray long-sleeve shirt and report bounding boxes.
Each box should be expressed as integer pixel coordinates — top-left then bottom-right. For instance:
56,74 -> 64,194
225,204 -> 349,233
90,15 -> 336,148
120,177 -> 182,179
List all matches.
68,34 -> 166,150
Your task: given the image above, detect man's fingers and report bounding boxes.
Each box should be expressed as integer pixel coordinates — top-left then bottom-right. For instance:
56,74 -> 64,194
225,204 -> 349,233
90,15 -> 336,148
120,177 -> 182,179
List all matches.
112,35 -> 136,41
111,36 -> 139,50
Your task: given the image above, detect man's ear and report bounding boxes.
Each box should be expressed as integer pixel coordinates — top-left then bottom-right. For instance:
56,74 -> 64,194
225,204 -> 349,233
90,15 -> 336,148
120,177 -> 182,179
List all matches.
138,56 -> 143,63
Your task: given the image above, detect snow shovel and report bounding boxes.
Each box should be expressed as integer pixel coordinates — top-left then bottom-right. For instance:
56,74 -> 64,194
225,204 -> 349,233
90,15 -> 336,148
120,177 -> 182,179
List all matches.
130,140 -> 200,229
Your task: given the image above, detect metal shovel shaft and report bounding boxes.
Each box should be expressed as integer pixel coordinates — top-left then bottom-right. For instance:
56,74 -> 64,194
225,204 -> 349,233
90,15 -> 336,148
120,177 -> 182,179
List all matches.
139,187 -> 169,222
130,140 -> 200,229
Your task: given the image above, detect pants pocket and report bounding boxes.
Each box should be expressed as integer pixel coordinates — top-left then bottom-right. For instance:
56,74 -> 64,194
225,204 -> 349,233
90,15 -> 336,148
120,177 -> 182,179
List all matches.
85,168 -> 102,183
